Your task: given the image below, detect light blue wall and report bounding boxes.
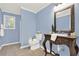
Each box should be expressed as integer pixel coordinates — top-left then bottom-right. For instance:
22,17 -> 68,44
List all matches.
75,4 -> 79,48
0,9 -> 2,24
36,4 -> 55,34
75,4 -> 79,36
20,9 -> 36,46
36,3 -> 59,53
0,9 -> 3,46
0,11 -> 21,46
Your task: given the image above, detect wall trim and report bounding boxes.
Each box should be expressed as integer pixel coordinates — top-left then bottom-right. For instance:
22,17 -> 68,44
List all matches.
0,42 -> 20,50
21,7 -> 36,14
35,4 -> 51,13
2,9 -> 20,15
21,4 -> 51,14
20,44 -> 30,49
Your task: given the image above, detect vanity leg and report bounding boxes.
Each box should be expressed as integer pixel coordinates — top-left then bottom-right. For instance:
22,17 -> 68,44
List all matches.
69,46 -> 76,56
69,40 -> 76,56
75,44 -> 79,55
50,40 -> 52,54
50,41 -> 60,56
43,38 -> 48,56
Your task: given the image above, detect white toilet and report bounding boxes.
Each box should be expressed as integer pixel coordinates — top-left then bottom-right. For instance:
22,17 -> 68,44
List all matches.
29,33 -> 42,50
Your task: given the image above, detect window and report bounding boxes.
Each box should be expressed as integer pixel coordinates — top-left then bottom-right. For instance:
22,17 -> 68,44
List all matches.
4,15 -> 15,29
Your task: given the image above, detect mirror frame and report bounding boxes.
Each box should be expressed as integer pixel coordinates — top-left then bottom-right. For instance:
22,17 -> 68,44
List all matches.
53,5 -> 75,33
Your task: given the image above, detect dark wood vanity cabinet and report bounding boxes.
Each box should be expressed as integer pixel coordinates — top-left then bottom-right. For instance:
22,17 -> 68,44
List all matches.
43,34 -> 78,56
42,4 -> 79,56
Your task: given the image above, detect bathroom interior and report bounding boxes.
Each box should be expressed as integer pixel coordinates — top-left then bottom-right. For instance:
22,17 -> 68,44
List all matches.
0,3 -> 79,56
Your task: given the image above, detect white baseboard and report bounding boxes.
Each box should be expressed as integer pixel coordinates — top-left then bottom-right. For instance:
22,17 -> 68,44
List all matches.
0,42 -> 20,50
1,42 -> 20,47
20,45 -> 30,49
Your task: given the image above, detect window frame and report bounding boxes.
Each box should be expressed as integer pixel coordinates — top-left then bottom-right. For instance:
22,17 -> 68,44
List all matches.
3,15 -> 15,29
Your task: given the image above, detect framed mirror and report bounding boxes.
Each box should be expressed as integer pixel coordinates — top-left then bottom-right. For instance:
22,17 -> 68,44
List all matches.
54,5 -> 75,33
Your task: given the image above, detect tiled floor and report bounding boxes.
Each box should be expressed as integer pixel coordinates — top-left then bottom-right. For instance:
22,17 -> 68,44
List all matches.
0,42 -> 79,56
0,44 -> 52,56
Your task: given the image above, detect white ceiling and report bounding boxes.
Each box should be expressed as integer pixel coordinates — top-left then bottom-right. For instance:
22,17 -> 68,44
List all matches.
0,3 -> 55,15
